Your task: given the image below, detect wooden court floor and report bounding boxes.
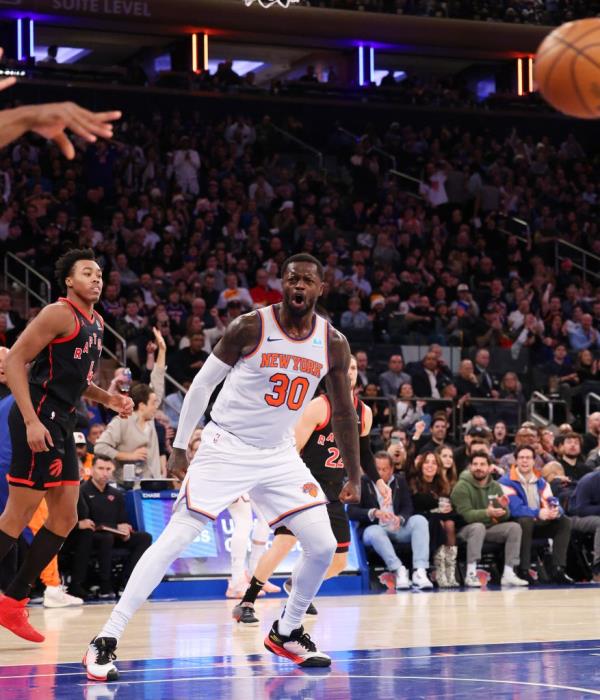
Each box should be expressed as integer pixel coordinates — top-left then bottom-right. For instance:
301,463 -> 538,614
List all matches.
1,586 -> 600,666
3,588 -> 600,700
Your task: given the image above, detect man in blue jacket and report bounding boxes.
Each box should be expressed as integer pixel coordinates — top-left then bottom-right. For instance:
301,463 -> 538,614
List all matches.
348,451 -> 432,590
499,445 -> 572,585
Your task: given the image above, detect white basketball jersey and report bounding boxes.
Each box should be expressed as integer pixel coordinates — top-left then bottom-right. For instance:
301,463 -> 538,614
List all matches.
210,305 -> 330,448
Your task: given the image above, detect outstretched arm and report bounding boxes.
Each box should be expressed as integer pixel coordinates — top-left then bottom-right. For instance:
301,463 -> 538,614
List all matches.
325,328 -> 361,503
0,102 -> 121,158
167,312 -> 260,479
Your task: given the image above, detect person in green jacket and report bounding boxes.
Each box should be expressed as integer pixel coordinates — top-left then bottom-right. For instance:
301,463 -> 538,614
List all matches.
451,452 -> 528,588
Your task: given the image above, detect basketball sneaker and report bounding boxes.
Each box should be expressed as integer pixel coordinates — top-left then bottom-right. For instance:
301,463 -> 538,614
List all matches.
83,637 -> 119,681
464,572 -> 482,588
500,569 -> 529,587
283,578 -> 318,615
264,620 -> 331,667
0,594 -> 44,642
43,585 -> 84,608
232,602 -> 260,626
394,566 -> 411,590
412,568 -> 433,589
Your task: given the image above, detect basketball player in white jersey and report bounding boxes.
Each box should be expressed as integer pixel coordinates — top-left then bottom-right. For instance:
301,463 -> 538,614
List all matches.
233,355 -> 391,624
84,254 -> 361,679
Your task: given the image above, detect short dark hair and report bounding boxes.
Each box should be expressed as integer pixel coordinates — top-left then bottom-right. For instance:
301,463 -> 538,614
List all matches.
131,383 -> 153,410
281,253 -> 324,280
556,432 -> 582,448
55,248 -> 97,292
515,445 -> 536,459
92,454 -> 114,467
470,451 -> 490,465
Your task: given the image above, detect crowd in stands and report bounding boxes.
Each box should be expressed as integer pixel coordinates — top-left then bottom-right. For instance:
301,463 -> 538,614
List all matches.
309,0 -> 600,25
0,93 -> 599,594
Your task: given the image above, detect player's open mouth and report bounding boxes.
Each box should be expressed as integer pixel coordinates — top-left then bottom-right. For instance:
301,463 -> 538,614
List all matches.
292,293 -> 305,307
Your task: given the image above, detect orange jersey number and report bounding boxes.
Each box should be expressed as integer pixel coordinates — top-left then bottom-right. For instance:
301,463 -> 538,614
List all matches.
265,373 -> 310,411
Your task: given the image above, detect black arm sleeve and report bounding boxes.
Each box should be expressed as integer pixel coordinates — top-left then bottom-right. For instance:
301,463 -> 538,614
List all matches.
360,435 -> 379,483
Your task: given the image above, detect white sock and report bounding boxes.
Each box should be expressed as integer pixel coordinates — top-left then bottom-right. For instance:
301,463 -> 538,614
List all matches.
467,562 -> 477,577
503,565 -> 514,577
98,506 -> 207,642
277,506 -> 335,637
228,499 -> 253,584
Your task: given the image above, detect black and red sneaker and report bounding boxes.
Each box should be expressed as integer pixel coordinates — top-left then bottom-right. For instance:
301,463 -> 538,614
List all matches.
232,602 -> 259,626
264,620 -> 331,667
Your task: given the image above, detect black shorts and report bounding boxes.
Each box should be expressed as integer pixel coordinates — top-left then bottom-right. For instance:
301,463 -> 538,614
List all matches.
8,401 -> 79,491
274,499 -> 351,554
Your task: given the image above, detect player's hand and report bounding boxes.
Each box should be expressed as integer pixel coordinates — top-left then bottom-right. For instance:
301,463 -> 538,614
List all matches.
0,49 -> 16,92
339,480 -> 361,504
25,102 -> 121,160
167,447 -> 189,481
375,478 -> 392,507
107,393 -> 134,418
26,418 -> 54,452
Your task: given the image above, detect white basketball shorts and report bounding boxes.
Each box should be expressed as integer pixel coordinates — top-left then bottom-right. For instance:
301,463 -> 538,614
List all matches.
174,421 -> 328,527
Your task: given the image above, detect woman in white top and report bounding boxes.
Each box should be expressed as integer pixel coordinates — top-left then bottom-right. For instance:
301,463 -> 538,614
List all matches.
395,382 -> 425,431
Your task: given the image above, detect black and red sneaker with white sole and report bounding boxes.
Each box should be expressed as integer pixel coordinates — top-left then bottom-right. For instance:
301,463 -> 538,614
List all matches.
82,637 -> 119,681
264,620 -> 331,667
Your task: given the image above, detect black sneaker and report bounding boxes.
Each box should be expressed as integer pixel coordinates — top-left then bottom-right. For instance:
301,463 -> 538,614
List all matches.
82,637 -> 119,681
552,567 -> 574,585
516,568 -> 537,586
283,578 -> 318,616
264,620 -> 331,667
232,602 -> 259,626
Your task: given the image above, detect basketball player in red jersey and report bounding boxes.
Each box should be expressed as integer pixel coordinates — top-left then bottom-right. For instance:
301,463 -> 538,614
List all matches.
0,249 -> 133,643
85,253 -> 361,679
233,354 -> 391,624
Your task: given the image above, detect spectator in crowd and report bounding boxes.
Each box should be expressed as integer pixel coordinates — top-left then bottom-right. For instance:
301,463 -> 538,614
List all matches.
451,452 -> 528,587
499,426 -> 545,474
249,267 -> 282,307
0,291 -> 24,348
499,446 -> 572,585
435,445 -> 458,492
415,414 -> 452,453
583,413 -> 600,456
74,431 -> 94,479
395,383 -> 426,432
409,451 -> 458,587
173,136 -> 200,196
378,355 -> 410,398
170,331 -> 208,385
217,272 -> 254,311
409,351 -> 443,401
555,432 -> 592,482
472,348 -> 498,398
355,350 -> 375,388
490,420 -> 511,460
543,462 -> 600,583
69,456 -> 152,599
347,451 -> 432,590
94,382 -> 165,482
341,296 -> 372,334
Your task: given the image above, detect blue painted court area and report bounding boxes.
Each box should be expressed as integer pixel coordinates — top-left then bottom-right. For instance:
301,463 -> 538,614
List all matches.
2,639 -> 600,700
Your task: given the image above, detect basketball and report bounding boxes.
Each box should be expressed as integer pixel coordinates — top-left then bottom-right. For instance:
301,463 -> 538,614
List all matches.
535,18 -> 600,119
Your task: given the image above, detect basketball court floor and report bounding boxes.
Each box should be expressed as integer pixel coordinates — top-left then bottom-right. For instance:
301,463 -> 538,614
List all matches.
1,585 -> 600,699
0,586 -> 600,700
